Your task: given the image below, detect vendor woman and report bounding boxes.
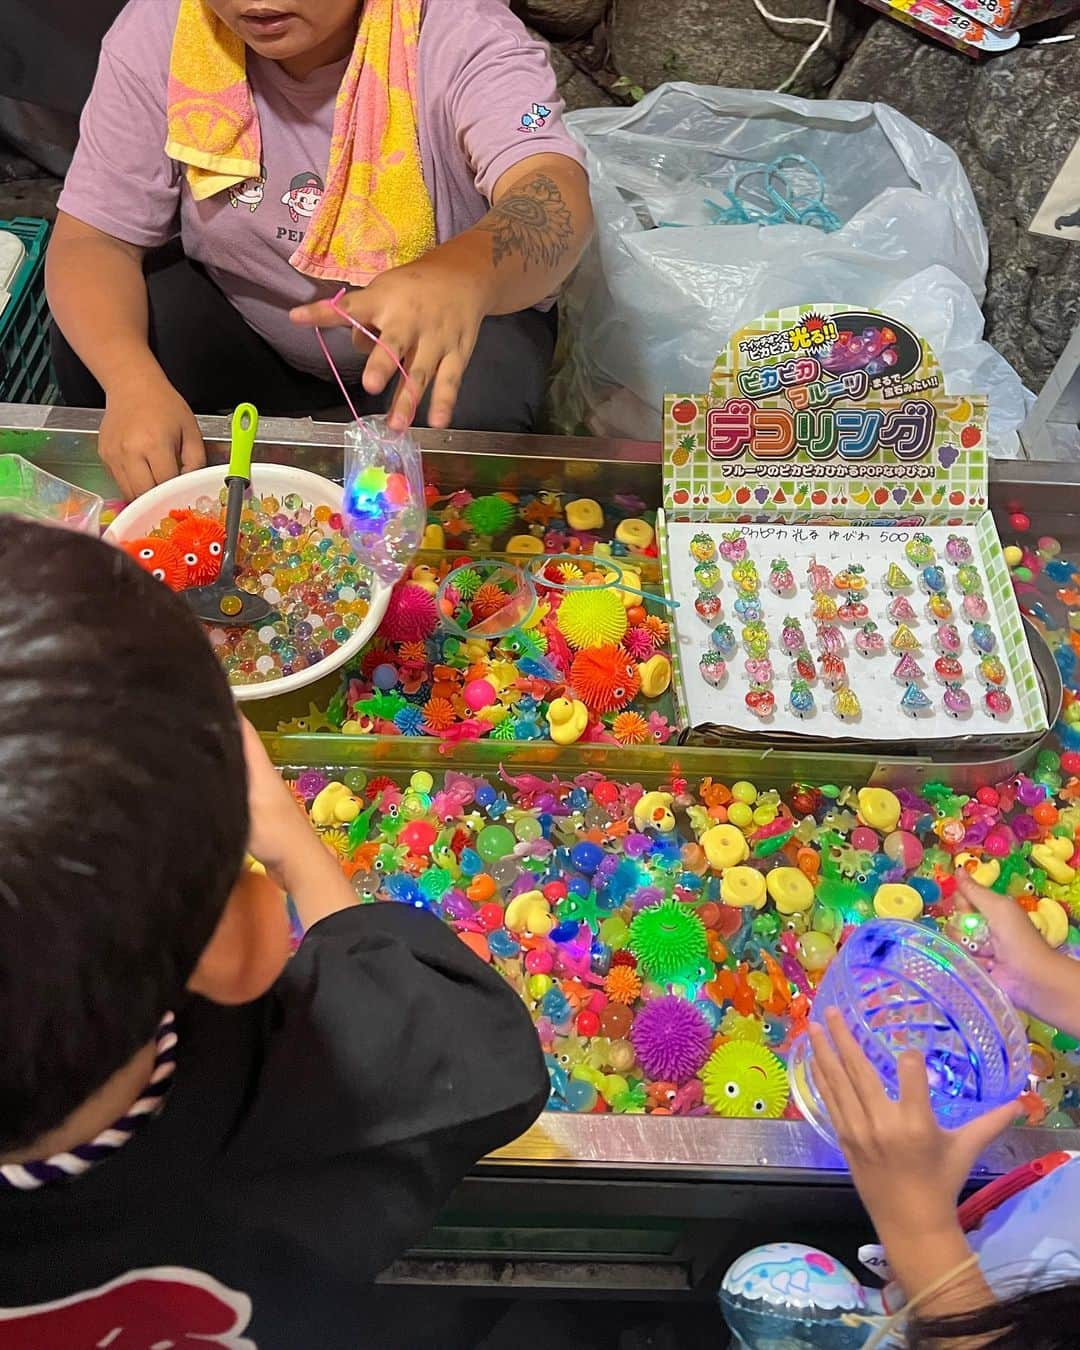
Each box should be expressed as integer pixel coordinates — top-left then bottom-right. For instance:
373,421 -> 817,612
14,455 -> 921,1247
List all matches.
46,0 -> 593,498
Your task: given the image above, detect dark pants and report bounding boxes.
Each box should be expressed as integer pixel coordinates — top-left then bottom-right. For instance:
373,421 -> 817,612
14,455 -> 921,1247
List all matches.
51,253 -> 557,433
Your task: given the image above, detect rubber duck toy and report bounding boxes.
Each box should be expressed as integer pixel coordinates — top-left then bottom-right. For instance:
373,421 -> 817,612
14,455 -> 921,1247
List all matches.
546,696 -> 590,746
634,790 -> 676,833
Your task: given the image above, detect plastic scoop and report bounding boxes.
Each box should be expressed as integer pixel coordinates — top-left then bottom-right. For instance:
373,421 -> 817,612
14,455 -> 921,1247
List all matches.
184,403 -> 274,628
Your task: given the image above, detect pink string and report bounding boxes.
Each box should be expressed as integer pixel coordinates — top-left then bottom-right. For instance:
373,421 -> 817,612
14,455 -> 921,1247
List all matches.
314,286 -> 418,424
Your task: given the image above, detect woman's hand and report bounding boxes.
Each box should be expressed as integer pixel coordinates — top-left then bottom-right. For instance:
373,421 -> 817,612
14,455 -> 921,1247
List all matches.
290,254 -> 490,432
100,370 -> 206,499
953,871 -> 1067,1016
809,1007 -> 1018,1244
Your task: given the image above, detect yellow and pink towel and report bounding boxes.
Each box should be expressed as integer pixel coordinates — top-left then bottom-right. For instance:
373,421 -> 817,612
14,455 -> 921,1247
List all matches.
164,0 -> 436,285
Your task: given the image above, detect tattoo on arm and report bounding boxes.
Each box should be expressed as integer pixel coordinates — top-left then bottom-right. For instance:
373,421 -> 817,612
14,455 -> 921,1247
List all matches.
478,174 -> 574,271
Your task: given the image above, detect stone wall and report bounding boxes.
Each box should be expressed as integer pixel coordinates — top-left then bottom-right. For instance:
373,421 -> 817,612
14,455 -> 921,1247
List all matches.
527,0 -> 1080,389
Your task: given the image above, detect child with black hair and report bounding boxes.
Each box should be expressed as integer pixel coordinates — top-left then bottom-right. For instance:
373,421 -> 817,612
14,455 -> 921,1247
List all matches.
0,516 -> 547,1348
808,870 -> 1080,1349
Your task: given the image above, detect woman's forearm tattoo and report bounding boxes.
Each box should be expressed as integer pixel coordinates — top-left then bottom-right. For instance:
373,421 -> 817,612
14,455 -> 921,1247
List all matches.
479,174 -> 574,272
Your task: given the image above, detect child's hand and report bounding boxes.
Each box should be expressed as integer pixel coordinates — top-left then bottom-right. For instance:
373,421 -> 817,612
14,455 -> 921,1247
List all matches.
240,719 -> 319,888
240,719 -> 358,929
953,871 -> 1060,1013
100,372 -> 206,499
809,1007 -> 1019,1245
289,255 -> 490,432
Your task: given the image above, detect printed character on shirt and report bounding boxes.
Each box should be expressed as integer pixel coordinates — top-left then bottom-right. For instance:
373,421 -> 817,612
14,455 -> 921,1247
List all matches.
280,171 -> 323,223
228,164 -> 267,213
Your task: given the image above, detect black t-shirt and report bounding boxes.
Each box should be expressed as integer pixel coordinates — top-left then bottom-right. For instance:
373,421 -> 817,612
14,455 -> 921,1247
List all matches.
0,904 -> 548,1349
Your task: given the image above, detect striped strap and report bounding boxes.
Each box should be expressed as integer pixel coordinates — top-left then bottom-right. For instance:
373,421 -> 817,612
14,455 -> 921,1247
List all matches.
0,1012 -> 177,1191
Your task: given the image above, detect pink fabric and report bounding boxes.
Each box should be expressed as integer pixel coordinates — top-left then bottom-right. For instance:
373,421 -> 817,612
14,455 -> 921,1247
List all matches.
59,0 -> 584,378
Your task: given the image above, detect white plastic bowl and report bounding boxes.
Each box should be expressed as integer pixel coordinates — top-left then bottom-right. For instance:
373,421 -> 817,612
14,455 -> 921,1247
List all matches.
105,464 -> 391,702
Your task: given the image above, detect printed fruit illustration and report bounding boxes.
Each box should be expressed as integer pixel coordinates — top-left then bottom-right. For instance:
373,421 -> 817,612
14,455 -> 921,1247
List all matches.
735,487 -> 752,504
716,486 -> 733,504
811,489 -> 827,505
671,399 -> 698,425
671,433 -> 696,466
949,490 -> 965,506
960,426 -> 981,448
947,398 -> 973,422
673,488 -> 690,505
873,488 -> 889,505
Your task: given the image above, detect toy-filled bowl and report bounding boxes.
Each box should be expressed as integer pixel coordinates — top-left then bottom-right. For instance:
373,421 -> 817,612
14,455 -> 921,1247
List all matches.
105,464 -> 391,702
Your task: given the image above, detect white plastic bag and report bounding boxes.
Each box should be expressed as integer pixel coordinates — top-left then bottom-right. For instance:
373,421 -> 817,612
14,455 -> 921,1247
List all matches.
553,83 -> 1029,456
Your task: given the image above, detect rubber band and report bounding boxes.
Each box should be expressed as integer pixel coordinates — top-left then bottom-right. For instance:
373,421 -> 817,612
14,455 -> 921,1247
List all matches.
528,552 -> 680,609
841,1250 -> 983,1350
314,286 -> 419,425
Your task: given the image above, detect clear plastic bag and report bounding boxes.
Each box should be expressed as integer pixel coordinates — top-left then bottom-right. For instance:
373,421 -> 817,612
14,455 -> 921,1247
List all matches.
552,83 -> 1030,456
342,416 -> 425,583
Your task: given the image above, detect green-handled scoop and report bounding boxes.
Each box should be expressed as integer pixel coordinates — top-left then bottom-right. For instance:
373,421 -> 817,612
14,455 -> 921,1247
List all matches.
184,403 -> 274,628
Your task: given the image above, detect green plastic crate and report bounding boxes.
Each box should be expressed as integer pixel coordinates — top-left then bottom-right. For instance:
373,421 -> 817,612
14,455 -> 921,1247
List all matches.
0,216 -> 57,405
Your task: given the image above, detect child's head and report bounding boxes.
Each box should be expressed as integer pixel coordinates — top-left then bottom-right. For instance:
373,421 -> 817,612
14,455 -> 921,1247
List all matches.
205,1 -> 361,63
0,519 -> 288,1151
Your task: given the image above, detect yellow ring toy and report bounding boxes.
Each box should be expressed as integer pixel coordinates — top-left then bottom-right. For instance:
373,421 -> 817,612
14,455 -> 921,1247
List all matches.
872,882 -> 923,921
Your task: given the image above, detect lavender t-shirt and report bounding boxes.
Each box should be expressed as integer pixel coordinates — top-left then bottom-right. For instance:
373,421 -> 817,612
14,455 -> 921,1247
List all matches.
58,0 -> 584,377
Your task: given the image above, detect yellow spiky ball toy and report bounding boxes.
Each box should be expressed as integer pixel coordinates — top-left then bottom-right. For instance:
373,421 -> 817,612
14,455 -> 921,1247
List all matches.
700,1042 -> 789,1119
555,587 -> 628,651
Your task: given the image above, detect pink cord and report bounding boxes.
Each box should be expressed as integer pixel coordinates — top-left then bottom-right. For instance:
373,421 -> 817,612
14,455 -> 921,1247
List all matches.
314,286 -> 418,424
